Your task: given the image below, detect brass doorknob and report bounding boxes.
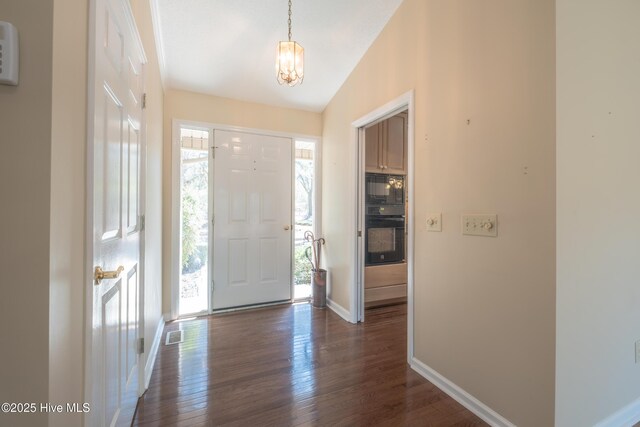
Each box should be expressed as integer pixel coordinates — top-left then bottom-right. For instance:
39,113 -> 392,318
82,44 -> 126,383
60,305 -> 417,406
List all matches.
284,225 -> 291,231
94,265 -> 124,285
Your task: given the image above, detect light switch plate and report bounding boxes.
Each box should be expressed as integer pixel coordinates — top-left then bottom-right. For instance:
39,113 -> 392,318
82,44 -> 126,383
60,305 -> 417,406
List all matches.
426,213 -> 442,232
462,214 -> 497,237
635,340 -> 640,364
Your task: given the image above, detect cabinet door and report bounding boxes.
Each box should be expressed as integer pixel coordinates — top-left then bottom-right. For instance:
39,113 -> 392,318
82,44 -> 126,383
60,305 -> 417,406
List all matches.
383,114 -> 407,174
365,123 -> 382,172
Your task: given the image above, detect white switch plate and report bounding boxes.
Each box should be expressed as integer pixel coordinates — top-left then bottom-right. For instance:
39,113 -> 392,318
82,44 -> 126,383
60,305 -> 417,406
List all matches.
462,214 -> 497,237
426,213 -> 442,232
636,340 -> 640,364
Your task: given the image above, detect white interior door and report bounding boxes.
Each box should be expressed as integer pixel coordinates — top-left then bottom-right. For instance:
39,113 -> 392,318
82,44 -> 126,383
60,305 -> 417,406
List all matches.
213,130 -> 292,309
89,0 -> 145,425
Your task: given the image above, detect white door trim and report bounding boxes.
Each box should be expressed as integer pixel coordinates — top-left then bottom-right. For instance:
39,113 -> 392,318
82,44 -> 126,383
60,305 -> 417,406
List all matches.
137,61 -> 148,396
170,118 -> 322,320
351,90 -> 415,363
84,0 -> 148,421
169,121 -> 181,320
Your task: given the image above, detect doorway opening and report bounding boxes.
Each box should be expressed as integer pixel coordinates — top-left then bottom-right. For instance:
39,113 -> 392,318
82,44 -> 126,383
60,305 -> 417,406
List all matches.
178,127 -> 210,316
293,140 -> 317,300
362,111 -> 408,313
352,91 -> 415,362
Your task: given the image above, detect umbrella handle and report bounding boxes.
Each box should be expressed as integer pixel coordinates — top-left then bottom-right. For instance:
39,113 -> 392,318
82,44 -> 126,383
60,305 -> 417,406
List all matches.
305,246 -> 314,270
304,230 -> 315,243
316,238 -> 325,269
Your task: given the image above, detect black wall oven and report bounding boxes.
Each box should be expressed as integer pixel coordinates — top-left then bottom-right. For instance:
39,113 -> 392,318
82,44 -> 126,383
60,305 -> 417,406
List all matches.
365,214 -> 405,265
365,172 -> 406,266
365,173 -> 405,265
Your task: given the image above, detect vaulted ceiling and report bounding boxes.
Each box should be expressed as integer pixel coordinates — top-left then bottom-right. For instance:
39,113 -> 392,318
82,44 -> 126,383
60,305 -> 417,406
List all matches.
153,0 -> 404,112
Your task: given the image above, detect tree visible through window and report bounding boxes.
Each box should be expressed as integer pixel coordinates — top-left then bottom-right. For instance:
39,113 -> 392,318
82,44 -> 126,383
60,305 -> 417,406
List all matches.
179,128 -> 209,315
294,141 -> 315,299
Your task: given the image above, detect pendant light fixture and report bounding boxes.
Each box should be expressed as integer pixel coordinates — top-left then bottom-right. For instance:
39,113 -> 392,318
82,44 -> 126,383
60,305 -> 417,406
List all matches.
276,0 -> 304,86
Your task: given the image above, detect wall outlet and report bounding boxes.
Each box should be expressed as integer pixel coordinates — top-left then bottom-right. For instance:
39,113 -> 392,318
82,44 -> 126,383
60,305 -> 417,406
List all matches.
636,340 -> 640,364
426,213 -> 442,232
462,214 -> 497,237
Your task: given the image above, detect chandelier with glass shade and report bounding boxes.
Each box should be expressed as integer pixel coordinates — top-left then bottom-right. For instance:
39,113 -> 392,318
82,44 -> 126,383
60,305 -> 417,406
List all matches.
276,0 -> 304,86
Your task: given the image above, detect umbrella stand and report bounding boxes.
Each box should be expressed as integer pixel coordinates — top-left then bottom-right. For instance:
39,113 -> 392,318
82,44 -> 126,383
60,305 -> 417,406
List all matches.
303,231 -> 327,308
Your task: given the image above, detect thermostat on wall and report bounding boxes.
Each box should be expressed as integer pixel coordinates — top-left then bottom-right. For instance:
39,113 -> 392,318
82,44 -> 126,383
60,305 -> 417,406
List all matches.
0,21 -> 19,86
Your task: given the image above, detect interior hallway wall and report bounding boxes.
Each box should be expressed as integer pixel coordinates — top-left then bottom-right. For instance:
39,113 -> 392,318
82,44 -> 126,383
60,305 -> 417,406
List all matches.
162,89 -> 322,316
49,0 -> 87,425
556,0 -> 640,425
321,0 -> 556,425
0,1 -> 54,426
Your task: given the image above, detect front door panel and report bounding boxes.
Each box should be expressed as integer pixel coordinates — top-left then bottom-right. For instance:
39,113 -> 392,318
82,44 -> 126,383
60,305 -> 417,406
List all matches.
213,130 -> 292,309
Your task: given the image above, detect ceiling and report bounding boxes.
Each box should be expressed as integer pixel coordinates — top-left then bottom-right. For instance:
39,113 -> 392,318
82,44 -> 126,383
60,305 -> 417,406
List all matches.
154,0 -> 404,112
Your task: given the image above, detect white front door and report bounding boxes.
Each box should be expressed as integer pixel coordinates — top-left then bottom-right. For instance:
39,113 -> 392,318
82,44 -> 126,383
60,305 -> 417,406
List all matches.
89,0 -> 144,425
212,130 -> 292,309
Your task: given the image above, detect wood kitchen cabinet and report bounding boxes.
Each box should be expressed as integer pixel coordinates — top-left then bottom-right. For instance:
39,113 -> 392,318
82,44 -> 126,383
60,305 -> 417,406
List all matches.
364,263 -> 407,308
365,112 -> 407,174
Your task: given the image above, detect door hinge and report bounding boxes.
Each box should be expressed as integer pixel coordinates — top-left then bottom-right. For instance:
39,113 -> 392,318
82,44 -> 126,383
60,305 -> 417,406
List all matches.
140,214 -> 145,231
142,93 -> 147,109
211,279 -> 214,290
211,215 -> 215,226
137,338 -> 144,354
358,230 -> 362,237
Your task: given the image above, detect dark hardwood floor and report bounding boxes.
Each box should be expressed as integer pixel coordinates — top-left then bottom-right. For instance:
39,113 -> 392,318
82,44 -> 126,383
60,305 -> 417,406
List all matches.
133,303 -> 486,426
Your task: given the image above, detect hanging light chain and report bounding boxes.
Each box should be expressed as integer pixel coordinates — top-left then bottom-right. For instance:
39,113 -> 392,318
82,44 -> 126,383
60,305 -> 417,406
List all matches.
288,0 -> 292,41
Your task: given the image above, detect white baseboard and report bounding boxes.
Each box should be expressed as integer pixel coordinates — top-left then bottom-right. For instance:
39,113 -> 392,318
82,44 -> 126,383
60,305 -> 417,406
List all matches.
595,397 -> 640,427
410,357 -> 515,427
326,298 -> 354,323
144,317 -> 165,389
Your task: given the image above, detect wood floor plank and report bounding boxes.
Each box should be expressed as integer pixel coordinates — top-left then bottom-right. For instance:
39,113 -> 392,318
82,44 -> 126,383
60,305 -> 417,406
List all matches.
132,303 -> 486,426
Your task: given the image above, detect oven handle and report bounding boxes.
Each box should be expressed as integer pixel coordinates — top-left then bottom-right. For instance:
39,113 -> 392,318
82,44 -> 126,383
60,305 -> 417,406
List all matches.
366,217 -> 405,223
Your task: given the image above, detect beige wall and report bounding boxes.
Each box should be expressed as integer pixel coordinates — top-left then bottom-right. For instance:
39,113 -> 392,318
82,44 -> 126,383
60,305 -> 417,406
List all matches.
322,0 -> 556,425
131,0 -> 165,381
162,90 -> 322,315
0,1 -> 54,426
556,0 -> 640,425
49,0 -> 87,425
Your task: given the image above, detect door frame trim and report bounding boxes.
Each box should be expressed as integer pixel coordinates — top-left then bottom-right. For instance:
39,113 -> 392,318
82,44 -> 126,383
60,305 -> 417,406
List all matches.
84,0 -> 148,422
351,90 -> 415,363
170,119 -> 322,319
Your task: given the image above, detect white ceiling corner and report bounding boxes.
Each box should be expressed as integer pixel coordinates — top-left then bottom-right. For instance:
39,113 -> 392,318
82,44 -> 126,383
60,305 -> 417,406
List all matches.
154,0 -> 405,112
